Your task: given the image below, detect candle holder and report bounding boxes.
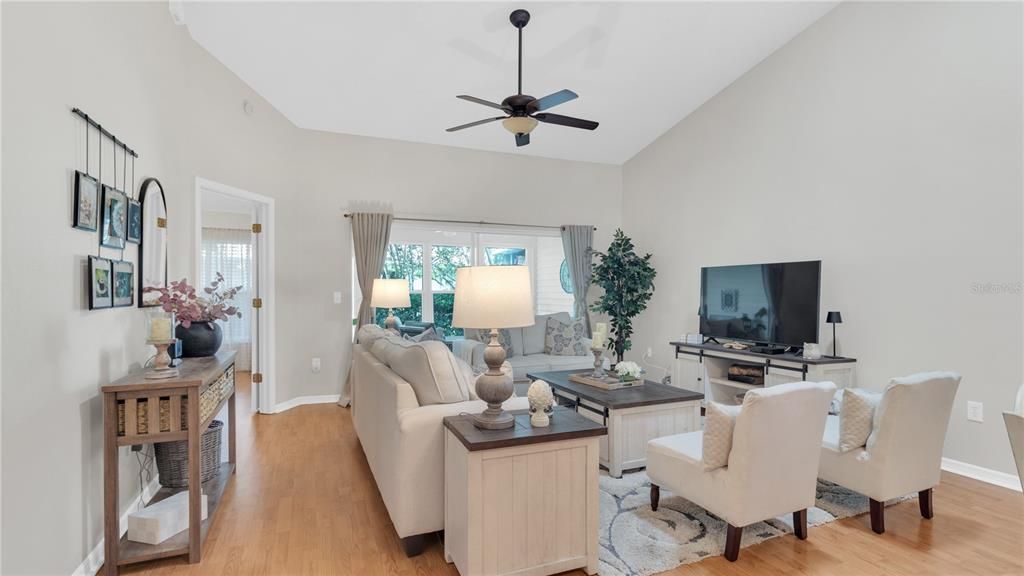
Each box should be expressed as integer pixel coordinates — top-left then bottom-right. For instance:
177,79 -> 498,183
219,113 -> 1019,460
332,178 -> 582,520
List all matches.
145,339 -> 180,379
591,347 -> 606,379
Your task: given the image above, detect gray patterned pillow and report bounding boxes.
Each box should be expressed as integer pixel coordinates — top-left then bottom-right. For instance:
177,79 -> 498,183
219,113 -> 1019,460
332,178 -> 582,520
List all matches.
544,316 -> 588,356
469,328 -> 514,357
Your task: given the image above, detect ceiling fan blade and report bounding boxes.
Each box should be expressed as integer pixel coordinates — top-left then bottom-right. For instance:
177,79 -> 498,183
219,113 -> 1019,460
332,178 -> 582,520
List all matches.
456,95 -> 511,112
515,133 -> 530,147
446,116 -> 506,132
533,113 -> 599,130
533,89 -> 578,111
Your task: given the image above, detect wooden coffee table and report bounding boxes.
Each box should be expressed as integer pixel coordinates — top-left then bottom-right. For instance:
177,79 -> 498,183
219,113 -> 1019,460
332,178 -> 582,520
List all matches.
527,370 -> 704,477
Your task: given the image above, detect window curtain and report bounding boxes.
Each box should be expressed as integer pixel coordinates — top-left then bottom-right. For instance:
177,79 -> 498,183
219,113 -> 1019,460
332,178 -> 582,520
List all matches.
340,212 -> 393,407
201,227 -> 252,371
561,224 -> 594,336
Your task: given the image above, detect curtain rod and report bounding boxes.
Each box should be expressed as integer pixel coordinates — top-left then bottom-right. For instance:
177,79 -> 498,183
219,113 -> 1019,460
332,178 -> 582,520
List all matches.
342,213 -> 596,231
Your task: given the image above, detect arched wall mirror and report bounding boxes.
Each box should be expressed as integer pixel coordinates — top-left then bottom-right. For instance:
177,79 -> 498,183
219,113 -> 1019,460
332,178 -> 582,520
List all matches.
138,178 -> 168,307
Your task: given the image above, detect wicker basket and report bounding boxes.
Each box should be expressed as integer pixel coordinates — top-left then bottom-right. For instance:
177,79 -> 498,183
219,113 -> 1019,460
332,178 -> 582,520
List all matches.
155,420 -> 223,488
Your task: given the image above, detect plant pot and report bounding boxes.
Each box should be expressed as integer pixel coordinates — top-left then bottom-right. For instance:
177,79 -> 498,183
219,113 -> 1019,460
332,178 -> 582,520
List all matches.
176,321 -> 223,357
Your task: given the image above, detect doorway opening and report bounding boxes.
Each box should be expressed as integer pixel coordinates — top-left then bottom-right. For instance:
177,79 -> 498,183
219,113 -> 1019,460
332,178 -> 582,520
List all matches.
195,177 -> 276,414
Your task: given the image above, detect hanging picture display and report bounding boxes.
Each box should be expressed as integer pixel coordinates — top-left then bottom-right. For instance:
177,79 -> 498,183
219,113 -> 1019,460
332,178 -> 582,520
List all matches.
127,199 -> 142,243
74,171 -> 99,232
113,260 -> 135,307
89,256 -> 113,309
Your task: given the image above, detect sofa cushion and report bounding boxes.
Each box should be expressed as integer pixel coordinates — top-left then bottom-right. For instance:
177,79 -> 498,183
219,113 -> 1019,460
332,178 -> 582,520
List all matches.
702,402 -> 741,470
524,312 -> 570,355
838,388 -> 882,452
368,334 -> 407,366
404,326 -> 444,343
467,328 -> 516,358
544,315 -> 588,356
357,324 -> 389,347
388,340 -> 473,405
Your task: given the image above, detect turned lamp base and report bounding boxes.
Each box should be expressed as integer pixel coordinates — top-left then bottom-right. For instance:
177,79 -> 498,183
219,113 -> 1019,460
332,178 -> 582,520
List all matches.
473,328 -> 515,429
145,339 -> 180,380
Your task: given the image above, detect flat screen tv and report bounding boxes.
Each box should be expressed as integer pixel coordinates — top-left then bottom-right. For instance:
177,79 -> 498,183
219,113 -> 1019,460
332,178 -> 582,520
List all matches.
699,260 -> 821,348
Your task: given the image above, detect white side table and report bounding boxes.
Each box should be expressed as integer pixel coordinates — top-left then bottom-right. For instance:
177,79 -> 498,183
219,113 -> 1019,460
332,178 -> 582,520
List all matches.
444,408 -> 606,576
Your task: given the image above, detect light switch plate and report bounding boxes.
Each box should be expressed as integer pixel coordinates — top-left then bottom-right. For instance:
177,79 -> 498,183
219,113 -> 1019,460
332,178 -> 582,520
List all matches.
312,357 -> 321,373
333,291 -> 343,304
967,401 -> 983,423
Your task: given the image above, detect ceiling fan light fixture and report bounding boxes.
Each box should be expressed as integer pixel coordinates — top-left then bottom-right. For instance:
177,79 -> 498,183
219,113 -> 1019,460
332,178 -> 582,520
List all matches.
502,116 -> 538,135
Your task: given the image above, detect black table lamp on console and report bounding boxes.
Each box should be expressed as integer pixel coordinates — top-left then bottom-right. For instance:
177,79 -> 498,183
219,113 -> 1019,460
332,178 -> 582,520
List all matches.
826,311 -> 843,357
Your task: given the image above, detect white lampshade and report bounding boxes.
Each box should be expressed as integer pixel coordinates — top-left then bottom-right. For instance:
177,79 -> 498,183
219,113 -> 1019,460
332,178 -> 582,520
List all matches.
370,278 -> 411,309
453,266 -> 535,329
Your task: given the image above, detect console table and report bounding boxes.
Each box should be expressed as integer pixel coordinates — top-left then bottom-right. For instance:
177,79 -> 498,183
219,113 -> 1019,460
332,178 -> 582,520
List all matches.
101,351 -> 237,575
444,408 -> 605,576
670,341 -> 857,405
526,370 -> 703,478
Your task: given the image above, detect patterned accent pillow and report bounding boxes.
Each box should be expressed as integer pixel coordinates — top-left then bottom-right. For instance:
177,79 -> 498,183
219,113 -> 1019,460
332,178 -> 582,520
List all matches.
838,388 -> 882,452
702,402 -> 741,470
469,328 -> 514,358
544,316 -> 588,356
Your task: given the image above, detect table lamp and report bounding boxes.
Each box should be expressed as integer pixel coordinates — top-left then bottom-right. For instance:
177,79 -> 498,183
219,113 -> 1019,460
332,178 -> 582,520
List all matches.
371,278 -> 411,332
453,266 -> 535,429
826,311 -> 843,357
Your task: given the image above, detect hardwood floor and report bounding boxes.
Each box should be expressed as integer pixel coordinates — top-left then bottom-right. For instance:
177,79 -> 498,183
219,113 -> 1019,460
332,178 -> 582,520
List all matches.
124,372 -> 1024,575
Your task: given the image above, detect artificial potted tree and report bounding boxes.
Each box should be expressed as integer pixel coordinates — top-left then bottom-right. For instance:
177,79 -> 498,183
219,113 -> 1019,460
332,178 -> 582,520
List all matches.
590,229 -> 656,365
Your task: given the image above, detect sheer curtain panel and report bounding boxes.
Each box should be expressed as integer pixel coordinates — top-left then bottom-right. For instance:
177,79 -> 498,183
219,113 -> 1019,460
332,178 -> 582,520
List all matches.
201,227 -> 253,370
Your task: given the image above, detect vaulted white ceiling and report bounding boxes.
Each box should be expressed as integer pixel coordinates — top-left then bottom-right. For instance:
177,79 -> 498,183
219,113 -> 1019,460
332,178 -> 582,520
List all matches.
183,2 -> 835,164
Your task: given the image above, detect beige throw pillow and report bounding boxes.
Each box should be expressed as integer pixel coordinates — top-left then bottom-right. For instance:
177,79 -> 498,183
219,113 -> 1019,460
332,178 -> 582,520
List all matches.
702,402 -> 741,470
838,388 -> 882,452
388,340 -> 472,405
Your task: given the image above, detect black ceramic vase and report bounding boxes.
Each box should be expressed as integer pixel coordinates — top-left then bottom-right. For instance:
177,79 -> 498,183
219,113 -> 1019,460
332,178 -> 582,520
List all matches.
176,321 -> 223,357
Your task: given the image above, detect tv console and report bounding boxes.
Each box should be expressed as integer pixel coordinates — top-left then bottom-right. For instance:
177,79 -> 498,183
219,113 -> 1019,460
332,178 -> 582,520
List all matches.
669,341 -> 857,405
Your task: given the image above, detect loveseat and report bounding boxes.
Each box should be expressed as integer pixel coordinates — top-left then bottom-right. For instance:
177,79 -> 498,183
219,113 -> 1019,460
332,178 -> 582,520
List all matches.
351,325 -> 528,556
452,312 -> 598,395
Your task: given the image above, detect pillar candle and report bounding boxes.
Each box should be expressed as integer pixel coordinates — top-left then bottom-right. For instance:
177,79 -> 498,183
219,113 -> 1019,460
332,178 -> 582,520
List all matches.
150,317 -> 172,341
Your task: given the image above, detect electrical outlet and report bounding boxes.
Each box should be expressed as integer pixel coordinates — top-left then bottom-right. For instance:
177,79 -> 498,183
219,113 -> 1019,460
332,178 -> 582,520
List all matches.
333,291 -> 342,304
967,401 -> 984,423
312,357 -> 321,373
645,347 -> 653,359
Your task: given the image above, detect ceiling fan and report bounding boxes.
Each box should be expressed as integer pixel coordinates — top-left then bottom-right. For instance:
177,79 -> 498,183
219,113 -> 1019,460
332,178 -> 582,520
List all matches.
446,9 -> 599,147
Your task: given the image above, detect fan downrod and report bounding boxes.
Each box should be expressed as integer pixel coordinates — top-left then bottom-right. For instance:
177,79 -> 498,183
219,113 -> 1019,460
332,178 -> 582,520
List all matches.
510,9 -> 530,29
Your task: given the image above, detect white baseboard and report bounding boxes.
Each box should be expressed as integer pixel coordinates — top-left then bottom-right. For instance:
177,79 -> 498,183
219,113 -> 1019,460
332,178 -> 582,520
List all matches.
73,475 -> 162,576
273,394 -> 340,413
941,457 -> 1022,492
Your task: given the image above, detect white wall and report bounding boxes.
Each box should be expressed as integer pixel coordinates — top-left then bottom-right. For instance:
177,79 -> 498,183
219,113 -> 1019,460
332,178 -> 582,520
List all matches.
622,2 -> 1022,476
0,2 -> 620,573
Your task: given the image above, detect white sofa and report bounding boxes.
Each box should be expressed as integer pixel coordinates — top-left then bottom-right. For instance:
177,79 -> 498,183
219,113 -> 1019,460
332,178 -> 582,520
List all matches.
453,312 -> 597,394
818,371 -> 961,534
647,381 -> 836,561
351,332 -> 529,556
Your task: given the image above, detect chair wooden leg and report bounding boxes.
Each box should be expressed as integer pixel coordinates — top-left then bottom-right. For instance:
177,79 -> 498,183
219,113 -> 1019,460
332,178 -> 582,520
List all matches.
869,499 -> 885,534
724,524 -> 743,562
919,488 -> 934,519
793,509 -> 808,540
650,484 -> 660,511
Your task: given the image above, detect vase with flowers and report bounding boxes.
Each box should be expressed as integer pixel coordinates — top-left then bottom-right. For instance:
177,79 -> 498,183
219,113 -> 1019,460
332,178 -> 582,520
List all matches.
615,361 -> 644,383
144,273 -> 243,358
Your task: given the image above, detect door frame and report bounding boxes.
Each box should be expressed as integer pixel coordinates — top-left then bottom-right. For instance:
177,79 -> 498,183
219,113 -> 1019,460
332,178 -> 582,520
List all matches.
194,177 -> 277,414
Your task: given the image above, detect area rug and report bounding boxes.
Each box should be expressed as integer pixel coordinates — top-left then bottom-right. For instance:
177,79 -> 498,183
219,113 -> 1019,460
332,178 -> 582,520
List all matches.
598,471 -> 912,576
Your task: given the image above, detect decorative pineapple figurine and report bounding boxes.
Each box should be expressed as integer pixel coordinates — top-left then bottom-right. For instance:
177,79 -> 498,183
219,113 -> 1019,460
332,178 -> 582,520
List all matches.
527,380 -> 555,427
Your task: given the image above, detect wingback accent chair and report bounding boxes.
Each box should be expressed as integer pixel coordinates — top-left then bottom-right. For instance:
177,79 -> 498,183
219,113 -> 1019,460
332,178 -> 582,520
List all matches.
818,371 -> 961,534
646,381 -> 836,562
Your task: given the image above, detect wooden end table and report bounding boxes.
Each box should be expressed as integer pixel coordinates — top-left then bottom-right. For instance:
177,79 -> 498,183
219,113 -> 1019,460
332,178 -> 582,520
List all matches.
443,408 -> 606,576
527,370 -> 704,478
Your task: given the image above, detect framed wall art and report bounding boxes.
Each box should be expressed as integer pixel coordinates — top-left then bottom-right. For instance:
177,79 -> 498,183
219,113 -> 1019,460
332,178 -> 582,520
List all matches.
73,171 -> 99,231
101,185 -> 128,249
112,260 -> 134,307
89,256 -> 113,310
127,199 -> 142,244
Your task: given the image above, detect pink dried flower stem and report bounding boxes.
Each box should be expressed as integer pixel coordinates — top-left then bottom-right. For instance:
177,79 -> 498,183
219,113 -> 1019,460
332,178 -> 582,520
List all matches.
143,272 -> 243,329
